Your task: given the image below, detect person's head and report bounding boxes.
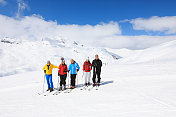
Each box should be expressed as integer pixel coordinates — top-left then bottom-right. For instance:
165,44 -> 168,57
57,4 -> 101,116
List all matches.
47,60 -> 51,65
70,59 -> 74,64
86,57 -> 90,62
61,60 -> 65,65
95,54 -> 99,60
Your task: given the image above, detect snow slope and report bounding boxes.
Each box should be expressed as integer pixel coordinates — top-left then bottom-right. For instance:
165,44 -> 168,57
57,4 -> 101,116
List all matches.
0,37 -> 120,77
0,60 -> 176,117
0,39 -> 176,117
107,40 -> 176,64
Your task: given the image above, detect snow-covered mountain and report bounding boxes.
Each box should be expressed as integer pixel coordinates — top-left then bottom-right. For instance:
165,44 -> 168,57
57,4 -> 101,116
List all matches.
106,40 -> 176,64
1,36 -> 176,77
0,36 -> 120,77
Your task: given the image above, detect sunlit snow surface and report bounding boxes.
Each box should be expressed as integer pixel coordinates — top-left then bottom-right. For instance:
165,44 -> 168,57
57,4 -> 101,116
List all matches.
0,38 -> 176,117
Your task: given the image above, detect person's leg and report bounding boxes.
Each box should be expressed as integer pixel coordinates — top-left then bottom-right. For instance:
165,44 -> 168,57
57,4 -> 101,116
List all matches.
92,73 -> 96,84
84,72 -> 88,85
63,74 -> 67,89
63,74 -> 67,86
71,74 -> 74,87
60,75 -> 63,87
61,75 -> 64,86
49,75 -> 54,89
73,74 -> 76,87
59,75 -> 63,90
88,72 -> 91,85
97,72 -> 101,83
45,75 -> 50,89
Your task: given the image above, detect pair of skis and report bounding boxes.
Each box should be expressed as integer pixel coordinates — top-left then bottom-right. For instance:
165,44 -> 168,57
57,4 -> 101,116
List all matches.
38,90 -> 51,96
80,84 -> 100,91
38,88 -> 62,96
53,88 -> 73,95
88,85 -> 99,91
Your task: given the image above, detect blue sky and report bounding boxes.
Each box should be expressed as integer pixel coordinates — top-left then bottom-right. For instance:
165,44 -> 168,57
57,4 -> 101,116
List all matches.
0,0 -> 176,36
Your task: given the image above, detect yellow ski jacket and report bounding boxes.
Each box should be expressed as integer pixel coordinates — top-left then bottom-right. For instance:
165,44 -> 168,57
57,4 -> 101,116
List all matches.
43,64 -> 58,75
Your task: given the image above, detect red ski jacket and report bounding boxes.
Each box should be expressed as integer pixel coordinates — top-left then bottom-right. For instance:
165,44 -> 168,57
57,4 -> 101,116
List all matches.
58,64 -> 67,75
83,61 -> 92,72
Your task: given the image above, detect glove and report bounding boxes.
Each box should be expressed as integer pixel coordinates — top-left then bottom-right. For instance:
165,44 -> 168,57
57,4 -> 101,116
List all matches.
77,69 -> 79,72
44,70 -> 46,73
58,73 -> 60,76
68,70 -> 70,73
64,70 -> 67,73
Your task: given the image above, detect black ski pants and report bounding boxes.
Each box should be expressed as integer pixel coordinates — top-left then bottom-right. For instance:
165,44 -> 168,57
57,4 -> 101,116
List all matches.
71,74 -> 76,87
92,72 -> 101,83
60,74 -> 67,86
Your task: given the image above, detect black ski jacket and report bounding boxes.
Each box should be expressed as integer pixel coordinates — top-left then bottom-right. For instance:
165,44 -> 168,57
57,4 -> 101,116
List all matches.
92,59 -> 102,74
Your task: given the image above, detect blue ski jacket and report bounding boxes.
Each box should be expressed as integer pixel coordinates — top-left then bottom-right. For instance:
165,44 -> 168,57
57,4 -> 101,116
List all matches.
68,62 -> 80,74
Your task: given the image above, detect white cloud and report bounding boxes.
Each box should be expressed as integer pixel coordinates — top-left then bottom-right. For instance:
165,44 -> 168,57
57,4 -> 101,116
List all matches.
0,14 -> 121,43
0,14 -> 176,49
0,0 -> 6,6
16,0 -> 29,17
130,16 -> 176,34
119,19 -> 130,23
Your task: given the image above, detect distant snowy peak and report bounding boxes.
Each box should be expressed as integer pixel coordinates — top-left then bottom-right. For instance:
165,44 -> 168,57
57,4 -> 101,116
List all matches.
107,40 -> 176,64
0,37 -> 20,44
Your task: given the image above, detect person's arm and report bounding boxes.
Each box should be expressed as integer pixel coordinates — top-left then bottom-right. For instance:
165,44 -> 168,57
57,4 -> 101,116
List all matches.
76,62 -> 80,70
53,64 -> 59,69
43,65 -> 46,73
64,65 -> 68,72
90,63 -> 92,70
83,62 -> 85,71
58,65 -> 61,73
100,60 -> 102,67
92,60 -> 95,67
43,65 -> 46,70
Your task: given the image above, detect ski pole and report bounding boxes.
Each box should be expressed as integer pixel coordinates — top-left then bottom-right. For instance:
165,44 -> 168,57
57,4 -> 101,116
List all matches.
57,76 -> 60,90
77,73 -> 78,88
82,71 -> 84,86
43,74 -> 46,93
68,72 -> 69,89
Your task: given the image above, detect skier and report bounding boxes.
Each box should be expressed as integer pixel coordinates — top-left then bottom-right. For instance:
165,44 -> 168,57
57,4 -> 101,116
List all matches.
43,60 -> 58,92
83,58 -> 92,86
92,54 -> 102,87
68,59 -> 80,89
58,59 -> 68,91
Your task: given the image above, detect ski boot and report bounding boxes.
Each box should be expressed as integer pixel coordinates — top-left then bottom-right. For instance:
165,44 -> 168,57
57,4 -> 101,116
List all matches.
70,86 -> 75,89
50,88 -> 54,92
46,87 -> 50,91
59,87 -> 62,91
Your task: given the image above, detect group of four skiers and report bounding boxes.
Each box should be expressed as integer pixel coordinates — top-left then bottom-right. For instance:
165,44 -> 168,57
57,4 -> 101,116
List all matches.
43,54 -> 102,92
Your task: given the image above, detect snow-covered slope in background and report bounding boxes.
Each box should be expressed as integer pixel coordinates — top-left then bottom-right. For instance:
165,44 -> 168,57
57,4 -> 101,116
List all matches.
1,37 -> 176,77
107,40 -> 176,64
0,37 -> 120,77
